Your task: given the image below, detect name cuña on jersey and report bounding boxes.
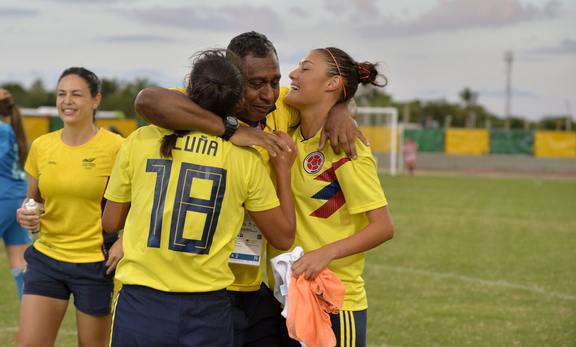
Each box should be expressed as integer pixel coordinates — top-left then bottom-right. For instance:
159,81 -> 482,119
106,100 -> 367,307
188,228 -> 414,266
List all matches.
173,135 -> 218,157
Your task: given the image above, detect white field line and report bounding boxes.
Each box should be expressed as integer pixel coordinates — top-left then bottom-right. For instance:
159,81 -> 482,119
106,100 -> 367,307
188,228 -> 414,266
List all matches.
367,264 -> 576,301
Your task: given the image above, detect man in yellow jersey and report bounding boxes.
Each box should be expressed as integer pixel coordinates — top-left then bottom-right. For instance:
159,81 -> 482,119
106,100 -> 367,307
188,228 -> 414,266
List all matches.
135,32 -> 365,347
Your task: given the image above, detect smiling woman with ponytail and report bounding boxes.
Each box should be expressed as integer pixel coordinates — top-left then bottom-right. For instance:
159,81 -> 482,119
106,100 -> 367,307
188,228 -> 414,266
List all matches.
267,47 -> 393,347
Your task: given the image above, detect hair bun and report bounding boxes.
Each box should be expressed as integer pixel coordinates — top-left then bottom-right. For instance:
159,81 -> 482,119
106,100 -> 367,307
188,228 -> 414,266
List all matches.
208,77 -> 222,88
357,65 -> 371,81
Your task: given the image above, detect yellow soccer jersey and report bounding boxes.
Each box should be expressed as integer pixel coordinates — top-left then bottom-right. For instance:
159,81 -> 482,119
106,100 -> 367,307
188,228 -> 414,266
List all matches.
171,87 -> 301,292
25,128 -> 124,263
104,125 -> 280,293
268,126 -> 388,311
228,86 -> 300,292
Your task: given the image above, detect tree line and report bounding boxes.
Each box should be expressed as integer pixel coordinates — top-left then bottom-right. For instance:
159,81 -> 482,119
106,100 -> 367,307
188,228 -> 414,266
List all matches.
1,78 -> 572,131
356,86 -> 573,131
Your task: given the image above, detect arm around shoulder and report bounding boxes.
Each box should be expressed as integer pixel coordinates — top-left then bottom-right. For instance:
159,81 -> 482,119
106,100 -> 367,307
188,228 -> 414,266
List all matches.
320,98 -> 368,159
134,87 -> 226,134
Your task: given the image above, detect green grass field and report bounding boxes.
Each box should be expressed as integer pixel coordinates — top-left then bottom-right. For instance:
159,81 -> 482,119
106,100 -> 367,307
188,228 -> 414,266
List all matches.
1,174 -> 575,346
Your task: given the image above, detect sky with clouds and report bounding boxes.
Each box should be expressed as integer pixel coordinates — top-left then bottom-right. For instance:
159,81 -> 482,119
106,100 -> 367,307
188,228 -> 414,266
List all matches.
1,0 -> 575,121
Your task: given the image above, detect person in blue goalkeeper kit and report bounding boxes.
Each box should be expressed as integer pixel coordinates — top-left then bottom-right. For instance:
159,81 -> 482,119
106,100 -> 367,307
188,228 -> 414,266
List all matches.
102,49 -> 297,347
0,88 -> 30,304
134,31 -> 366,347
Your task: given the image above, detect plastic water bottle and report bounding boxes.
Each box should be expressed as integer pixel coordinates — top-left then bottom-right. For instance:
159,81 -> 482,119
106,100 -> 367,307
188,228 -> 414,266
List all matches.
25,199 -> 41,241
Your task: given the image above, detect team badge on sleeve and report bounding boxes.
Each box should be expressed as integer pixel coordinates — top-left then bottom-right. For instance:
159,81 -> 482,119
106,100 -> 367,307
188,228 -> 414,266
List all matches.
303,152 -> 324,174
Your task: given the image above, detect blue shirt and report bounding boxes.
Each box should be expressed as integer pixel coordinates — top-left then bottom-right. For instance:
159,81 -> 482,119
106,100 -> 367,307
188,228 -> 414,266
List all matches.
0,122 -> 27,200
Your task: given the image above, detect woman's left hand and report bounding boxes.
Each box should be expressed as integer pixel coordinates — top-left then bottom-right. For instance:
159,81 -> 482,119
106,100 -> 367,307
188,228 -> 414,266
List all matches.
269,131 -> 297,171
231,127 -> 292,158
106,236 -> 123,274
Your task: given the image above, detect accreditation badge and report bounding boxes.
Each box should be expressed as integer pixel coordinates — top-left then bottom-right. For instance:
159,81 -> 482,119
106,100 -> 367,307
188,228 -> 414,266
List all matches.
229,212 -> 263,266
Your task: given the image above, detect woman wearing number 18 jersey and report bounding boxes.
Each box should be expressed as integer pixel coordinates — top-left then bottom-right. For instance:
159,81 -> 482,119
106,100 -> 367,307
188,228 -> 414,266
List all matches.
102,50 -> 296,347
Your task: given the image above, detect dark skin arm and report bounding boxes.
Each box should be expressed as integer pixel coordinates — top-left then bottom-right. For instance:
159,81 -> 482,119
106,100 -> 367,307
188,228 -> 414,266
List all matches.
320,98 -> 369,160
105,236 -> 123,274
135,87 -> 222,132
249,131 -> 297,250
102,201 -> 131,274
136,87 -> 368,159
102,201 -> 131,234
135,87 -> 291,158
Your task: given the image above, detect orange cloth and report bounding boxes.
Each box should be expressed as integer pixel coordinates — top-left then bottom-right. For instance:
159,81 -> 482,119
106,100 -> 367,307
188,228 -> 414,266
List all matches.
286,270 -> 346,347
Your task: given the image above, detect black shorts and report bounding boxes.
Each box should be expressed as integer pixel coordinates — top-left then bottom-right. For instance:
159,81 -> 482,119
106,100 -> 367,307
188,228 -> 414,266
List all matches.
228,282 -> 283,347
22,246 -> 114,316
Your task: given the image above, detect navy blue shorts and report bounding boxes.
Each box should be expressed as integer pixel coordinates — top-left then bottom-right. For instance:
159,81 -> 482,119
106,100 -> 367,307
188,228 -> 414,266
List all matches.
228,282 -> 282,347
111,285 -> 233,347
331,310 -> 367,347
22,246 -> 114,316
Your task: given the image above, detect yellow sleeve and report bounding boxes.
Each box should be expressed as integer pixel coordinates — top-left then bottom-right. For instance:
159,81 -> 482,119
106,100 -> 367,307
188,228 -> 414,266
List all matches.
25,137 -> 41,179
278,86 -> 301,128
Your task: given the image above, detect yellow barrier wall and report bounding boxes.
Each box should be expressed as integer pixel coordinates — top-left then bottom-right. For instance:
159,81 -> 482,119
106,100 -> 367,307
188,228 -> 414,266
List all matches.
23,117 -> 50,143
359,126 -> 400,152
23,117 -> 139,144
534,131 -> 576,158
95,119 -> 139,137
445,128 -> 489,155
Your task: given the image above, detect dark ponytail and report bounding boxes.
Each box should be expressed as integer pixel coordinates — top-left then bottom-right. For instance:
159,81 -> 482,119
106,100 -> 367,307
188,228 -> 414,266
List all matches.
0,96 -> 28,169
317,47 -> 387,103
356,61 -> 386,87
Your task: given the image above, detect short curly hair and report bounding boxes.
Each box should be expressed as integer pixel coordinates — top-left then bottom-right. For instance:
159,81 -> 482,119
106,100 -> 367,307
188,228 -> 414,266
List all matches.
226,31 -> 277,60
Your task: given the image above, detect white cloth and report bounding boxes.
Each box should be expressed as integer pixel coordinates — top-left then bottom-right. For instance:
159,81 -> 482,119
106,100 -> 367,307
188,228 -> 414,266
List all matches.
270,246 -> 304,318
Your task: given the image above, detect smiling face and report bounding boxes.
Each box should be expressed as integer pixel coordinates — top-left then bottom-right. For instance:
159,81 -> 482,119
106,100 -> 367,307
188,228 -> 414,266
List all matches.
57,74 -> 101,125
234,53 -> 281,125
284,50 -> 338,111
